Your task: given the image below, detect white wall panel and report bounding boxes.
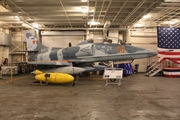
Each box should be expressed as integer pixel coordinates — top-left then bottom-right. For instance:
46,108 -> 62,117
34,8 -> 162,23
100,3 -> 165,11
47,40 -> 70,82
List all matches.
130,31 -> 156,37
41,31 -> 85,47
130,37 -> 157,44
0,46 -> 9,65
109,30 -> 118,38
89,31 -> 103,43
131,44 -> 157,72
9,31 -> 27,64
42,36 -> 84,48
41,31 -> 86,36
130,28 -> 157,72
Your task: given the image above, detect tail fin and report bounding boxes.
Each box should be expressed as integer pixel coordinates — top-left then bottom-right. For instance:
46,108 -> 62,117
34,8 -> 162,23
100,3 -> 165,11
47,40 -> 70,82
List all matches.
26,33 -> 47,51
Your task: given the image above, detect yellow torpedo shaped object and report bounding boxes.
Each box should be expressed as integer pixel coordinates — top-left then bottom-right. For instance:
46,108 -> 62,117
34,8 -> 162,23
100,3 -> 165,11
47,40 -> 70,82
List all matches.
34,70 -> 43,75
35,72 -> 74,84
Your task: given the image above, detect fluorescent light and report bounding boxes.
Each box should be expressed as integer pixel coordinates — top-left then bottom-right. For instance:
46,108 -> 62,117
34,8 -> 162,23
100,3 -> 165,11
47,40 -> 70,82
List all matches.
143,15 -> 149,19
22,23 -> 26,26
134,23 -> 143,27
88,21 -> 100,25
22,23 -> 34,29
81,6 -> 88,13
82,0 -> 88,2
14,16 -> 19,20
170,21 -> 175,24
32,23 -> 39,28
170,19 -> 177,24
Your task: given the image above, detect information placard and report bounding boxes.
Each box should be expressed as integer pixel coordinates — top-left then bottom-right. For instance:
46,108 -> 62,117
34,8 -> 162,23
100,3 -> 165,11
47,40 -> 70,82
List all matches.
103,68 -> 123,79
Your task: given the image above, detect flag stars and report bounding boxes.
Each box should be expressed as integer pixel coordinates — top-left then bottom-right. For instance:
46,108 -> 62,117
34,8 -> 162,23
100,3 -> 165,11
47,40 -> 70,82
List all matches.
157,27 -> 180,49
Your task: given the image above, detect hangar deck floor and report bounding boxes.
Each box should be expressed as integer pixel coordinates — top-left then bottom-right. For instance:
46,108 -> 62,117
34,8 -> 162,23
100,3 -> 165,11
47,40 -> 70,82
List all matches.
0,73 -> 180,120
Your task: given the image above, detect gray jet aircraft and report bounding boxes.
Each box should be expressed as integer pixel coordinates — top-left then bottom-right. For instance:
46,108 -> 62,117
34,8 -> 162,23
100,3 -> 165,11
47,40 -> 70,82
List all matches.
25,33 -> 157,73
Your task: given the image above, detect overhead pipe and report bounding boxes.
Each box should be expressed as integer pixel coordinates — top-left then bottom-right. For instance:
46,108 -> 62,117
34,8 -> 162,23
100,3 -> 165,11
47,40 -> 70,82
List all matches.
58,0 -> 72,28
111,0 -> 128,24
102,0 -> 112,20
131,0 -> 161,27
89,0 -> 97,28
119,0 -> 147,27
96,0 -> 105,28
38,27 -> 128,31
155,8 -> 179,22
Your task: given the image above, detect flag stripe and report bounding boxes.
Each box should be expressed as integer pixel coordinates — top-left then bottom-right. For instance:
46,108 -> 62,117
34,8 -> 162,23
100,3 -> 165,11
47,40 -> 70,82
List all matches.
158,51 -> 180,55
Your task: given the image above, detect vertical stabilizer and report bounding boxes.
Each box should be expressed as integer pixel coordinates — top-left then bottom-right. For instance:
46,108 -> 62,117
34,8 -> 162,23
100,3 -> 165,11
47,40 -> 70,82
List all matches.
26,33 -> 47,51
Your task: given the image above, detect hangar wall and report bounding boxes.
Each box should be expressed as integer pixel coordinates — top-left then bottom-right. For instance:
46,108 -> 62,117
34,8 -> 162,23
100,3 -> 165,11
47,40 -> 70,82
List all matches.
0,29 -> 10,65
129,28 -> 157,72
41,31 -> 85,47
9,31 -> 25,64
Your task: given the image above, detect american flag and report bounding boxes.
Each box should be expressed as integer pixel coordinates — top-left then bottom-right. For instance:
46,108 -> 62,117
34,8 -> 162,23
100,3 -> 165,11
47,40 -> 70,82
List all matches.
157,26 -> 180,64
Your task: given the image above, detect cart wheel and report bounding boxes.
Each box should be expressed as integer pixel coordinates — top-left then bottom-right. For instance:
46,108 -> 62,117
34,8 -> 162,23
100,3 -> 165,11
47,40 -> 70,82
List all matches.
72,81 -> 75,86
110,79 -> 116,82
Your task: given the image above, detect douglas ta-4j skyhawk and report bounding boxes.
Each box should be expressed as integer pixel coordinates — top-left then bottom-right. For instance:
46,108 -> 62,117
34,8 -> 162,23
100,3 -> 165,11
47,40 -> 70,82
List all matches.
25,33 -> 157,75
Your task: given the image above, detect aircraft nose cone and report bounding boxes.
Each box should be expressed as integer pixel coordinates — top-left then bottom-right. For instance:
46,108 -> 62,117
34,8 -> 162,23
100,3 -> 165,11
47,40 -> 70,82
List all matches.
147,50 -> 157,57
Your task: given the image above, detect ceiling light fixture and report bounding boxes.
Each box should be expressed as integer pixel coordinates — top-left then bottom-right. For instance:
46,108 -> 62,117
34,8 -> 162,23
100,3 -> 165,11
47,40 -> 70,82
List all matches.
134,23 -> 143,27
88,21 -> 100,25
22,23 -> 34,29
170,19 -> 177,24
81,6 -> 88,13
143,15 -> 149,19
32,23 -> 39,28
82,0 -> 88,2
14,16 -> 19,20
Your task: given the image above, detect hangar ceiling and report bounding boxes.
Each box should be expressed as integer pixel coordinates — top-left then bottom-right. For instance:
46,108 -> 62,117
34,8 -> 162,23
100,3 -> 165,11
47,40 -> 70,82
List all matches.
0,0 -> 179,30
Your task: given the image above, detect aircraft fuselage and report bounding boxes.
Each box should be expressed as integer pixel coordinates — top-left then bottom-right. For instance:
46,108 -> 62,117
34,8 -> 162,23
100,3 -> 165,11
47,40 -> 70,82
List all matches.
29,43 -> 156,63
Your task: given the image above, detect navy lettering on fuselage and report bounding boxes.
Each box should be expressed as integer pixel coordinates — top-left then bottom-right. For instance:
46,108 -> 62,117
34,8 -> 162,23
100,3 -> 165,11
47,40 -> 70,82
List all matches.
95,44 -> 116,54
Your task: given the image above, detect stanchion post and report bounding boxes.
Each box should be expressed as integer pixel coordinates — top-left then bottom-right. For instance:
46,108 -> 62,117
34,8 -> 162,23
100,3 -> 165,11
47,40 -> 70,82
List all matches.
10,67 -> 13,83
44,74 -> 50,85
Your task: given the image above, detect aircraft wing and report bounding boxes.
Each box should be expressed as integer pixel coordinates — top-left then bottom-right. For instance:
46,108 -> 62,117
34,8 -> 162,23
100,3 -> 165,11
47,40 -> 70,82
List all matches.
28,61 -> 71,66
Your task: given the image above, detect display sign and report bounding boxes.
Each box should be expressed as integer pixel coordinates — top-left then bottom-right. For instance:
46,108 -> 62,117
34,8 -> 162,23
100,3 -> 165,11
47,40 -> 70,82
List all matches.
103,68 -> 123,79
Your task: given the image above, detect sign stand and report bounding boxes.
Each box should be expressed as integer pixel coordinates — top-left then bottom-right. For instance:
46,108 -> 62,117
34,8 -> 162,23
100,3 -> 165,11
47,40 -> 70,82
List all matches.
103,68 -> 123,86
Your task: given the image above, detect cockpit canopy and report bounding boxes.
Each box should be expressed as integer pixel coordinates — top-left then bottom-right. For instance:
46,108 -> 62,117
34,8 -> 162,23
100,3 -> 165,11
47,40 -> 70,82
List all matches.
77,37 -> 127,45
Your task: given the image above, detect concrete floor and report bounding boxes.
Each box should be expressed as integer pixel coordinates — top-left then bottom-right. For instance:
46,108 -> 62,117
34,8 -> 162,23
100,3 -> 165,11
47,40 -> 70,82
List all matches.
0,73 -> 180,120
